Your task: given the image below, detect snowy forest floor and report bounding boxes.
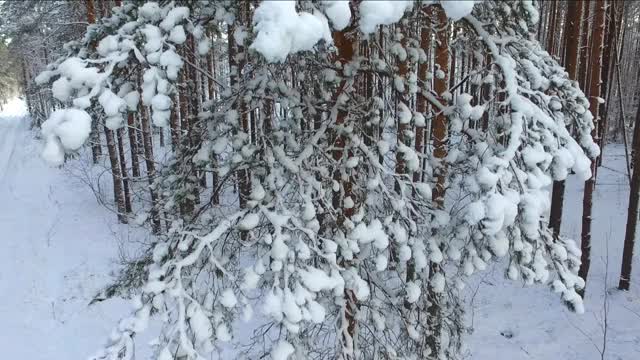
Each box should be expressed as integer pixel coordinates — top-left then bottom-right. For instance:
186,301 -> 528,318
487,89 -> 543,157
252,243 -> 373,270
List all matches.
0,99 -> 145,359
0,99 -> 639,360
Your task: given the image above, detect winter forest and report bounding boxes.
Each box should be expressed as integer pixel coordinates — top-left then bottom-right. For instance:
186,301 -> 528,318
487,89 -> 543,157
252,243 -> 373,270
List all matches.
0,0 -> 640,359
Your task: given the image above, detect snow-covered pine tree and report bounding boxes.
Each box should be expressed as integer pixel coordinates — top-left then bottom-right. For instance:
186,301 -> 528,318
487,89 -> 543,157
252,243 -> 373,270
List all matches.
34,1 -> 600,359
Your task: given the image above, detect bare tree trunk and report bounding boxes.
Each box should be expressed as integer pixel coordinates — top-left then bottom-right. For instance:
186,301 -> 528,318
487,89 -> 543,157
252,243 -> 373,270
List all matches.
228,16 -> 250,210
480,54 -> 492,131
90,121 -> 102,164
546,0 -> 558,56
207,31 -> 219,205
395,24 -> 410,193
139,103 -> 161,234
415,9 -> 431,185
85,0 -> 102,164
86,0 -> 125,222
426,6 -> 449,357
378,27 -> 386,167
127,113 -> 141,178
405,2 -> 433,320
116,128 -> 132,213
579,1 -> 592,91
549,0 -> 583,238
158,127 -> 165,147
332,24 -> 358,359
619,97 -> 640,291
432,8 -> 450,208
186,34 -> 202,203
598,1 -> 616,166
105,127 -> 127,223
170,93 -> 180,150
578,0 -> 607,298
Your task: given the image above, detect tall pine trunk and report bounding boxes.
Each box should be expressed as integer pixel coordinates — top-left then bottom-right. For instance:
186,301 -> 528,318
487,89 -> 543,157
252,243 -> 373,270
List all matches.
116,128 -> 132,213
331,24 -> 358,359
139,104 -> 161,234
86,0 -> 125,223
546,1 -> 558,56
415,8 -> 431,185
549,0 -> 583,238
104,127 -> 127,223
578,1 -> 592,91
598,1 -> 617,166
578,0 -> 607,298
206,32 -> 220,205
427,6 -> 449,357
395,24 -> 409,193
618,93 -> 640,290
228,15 -> 250,210
127,113 -> 141,178
86,0 -> 102,164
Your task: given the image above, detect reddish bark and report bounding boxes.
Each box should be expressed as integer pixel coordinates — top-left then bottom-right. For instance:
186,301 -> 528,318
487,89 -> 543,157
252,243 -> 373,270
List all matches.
549,0 -> 583,238
619,96 -> 640,290
578,0 -> 607,298
332,22 -> 359,358
432,8 -> 450,207
426,6 -> 450,357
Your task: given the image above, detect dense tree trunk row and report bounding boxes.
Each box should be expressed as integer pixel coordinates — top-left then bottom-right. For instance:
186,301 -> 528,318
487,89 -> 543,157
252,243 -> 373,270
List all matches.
541,0 -> 640,294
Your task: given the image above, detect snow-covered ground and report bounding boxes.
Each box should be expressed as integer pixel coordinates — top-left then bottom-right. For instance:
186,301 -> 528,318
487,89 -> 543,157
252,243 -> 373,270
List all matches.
1,98 -> 638,359
467,147 -> 640,359
0,99 -> 144,360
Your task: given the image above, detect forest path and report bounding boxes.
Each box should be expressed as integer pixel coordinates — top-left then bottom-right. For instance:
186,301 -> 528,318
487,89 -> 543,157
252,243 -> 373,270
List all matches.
0,99 -> 134,360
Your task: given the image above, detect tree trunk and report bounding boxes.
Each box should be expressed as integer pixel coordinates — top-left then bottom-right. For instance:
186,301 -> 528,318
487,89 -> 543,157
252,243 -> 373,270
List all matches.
228,18 -> 250,210
87,0 -> 124,222
85,0 -> 102,164
170,93 -> 180,150
415,10 -> 431,185
578,0 -> 607,298
104,127 -> 127,223
395,23 -> 410,193
432,7 -> 450,208
546,0 -> 558,56
127,113 -> 141,178
549,0 -> 583,238
207,31 -> 219,205
332,24 -> 358,359
90,121 -> 102,164
598,1 -> 616,166
116,128 -> 132,213
139,103 -> 161,234
186,34 -> 202,203
578,1 -> 592,92
619,97 -> 640,290
426,6 -> 450,357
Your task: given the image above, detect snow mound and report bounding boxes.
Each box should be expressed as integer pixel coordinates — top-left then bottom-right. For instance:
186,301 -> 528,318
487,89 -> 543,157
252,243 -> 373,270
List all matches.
251,1 -> 332,63
41,109 -> 92,165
